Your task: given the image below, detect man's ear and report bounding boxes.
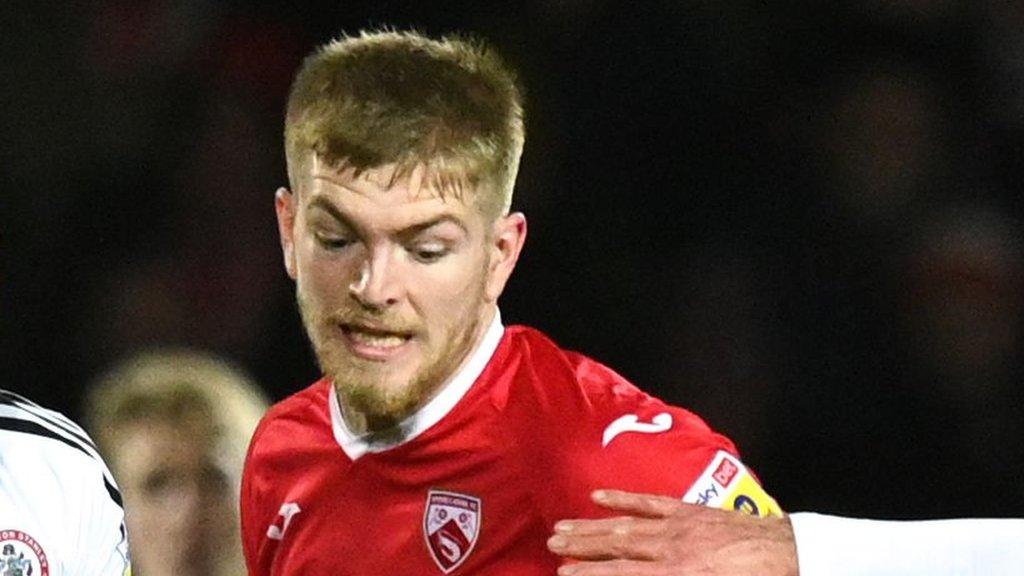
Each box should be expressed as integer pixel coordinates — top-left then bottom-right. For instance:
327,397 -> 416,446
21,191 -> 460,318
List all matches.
275,187 -> 298,280
485,212 -> 527,302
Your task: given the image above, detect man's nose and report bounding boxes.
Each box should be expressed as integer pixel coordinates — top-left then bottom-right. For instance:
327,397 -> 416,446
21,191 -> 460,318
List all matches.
348,250 -> 401,308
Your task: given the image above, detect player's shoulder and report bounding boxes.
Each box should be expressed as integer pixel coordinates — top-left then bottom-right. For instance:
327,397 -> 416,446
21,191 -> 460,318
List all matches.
0,388 -> 125,517
501,325 -> 654,408
0,388 -> 107,471
262,377 -> 328,421
499,326 -> 719,438
247,378 -> 332,459
502,325 -> 631,391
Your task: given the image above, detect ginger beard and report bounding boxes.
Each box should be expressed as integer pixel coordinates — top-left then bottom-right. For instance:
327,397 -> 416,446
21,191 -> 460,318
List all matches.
296,273 -> 487,426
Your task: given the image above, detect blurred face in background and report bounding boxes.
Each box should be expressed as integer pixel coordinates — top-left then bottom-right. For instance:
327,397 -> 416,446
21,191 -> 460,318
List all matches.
111,417 -> 240,576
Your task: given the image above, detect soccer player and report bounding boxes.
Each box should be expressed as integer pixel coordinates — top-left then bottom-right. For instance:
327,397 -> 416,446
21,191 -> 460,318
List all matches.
0,388 -> 132,575
87,349 -> 269,576
548,489 -> 1024,575
240,30 -> 781,575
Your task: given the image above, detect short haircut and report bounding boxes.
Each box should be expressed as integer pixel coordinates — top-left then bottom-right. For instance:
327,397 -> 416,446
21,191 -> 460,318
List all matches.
284,29 -> 525,217
86,349 -> 269,480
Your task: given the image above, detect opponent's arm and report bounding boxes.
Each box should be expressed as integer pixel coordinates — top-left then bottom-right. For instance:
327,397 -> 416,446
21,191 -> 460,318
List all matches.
69,457 -> 133,576
549,489 -> 1024,576
548,489 -> 796,576
791,511 -> 1024,576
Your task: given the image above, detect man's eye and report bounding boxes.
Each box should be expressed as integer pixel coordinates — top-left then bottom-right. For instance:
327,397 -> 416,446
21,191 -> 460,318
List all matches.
316,233 -> 351,250
411,244 -> 448,263
141,469 -> 174,498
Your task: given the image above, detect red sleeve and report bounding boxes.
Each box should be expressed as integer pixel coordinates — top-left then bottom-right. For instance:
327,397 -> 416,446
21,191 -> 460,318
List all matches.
560,354 -> 736,499
507,348 -> 779,526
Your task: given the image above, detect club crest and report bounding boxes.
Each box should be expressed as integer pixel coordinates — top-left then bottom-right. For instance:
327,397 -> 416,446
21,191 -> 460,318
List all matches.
0,530 -> 49,576
423,490 -> 481,573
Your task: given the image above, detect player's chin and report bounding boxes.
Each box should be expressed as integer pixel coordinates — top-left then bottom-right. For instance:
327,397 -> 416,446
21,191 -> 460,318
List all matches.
336,357 -> 420,392
166,548 -> 216,576
348,380 -> 425,419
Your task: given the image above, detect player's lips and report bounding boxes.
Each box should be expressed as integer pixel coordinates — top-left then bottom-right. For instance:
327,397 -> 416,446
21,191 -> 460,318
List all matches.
340,324 -> 414,360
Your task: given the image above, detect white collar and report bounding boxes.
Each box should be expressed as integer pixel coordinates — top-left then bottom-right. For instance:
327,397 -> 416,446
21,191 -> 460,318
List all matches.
329,310 -> 505,460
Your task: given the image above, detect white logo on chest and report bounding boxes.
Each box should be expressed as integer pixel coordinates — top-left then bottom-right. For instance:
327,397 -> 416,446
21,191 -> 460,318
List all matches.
266,502 -> 302,541
602,412 -> 672,447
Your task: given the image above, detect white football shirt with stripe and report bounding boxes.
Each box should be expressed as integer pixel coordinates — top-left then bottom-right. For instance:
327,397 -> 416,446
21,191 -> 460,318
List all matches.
0,389 -> 132,576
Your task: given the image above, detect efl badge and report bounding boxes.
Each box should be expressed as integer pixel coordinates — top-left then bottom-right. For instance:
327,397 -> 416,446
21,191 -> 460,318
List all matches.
423,490 -> 481,573
681,451 -> 784,518
0,529 -> 50,576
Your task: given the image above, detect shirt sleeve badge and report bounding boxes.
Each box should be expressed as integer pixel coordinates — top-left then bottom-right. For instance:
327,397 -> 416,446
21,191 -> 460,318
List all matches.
681,450 -> 784,517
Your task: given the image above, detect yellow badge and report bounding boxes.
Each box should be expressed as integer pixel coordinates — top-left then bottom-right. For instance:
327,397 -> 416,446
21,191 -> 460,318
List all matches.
682,450 -> 783,518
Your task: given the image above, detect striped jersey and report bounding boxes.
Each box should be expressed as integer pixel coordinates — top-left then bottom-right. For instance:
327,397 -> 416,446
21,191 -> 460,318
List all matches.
0,389 -> 132,576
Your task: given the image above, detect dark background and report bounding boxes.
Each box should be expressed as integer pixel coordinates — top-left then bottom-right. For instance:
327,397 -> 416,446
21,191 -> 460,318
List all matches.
3,0 -> 1023,519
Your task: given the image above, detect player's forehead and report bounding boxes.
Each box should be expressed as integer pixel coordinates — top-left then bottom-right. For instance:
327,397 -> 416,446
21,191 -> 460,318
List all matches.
309,156 -> 437,201
304,156 -> 484,230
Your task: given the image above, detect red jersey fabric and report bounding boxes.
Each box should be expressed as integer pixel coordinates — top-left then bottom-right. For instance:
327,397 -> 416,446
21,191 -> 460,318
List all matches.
241,324 -> 765,575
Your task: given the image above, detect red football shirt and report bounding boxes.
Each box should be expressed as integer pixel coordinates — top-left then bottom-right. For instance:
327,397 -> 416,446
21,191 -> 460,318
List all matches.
241,319 -> 779,575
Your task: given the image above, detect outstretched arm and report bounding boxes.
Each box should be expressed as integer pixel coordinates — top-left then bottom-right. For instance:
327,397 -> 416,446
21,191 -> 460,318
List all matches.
549,489 -> 1024,576
547,489 -> 797,576
789,511 -> 1024,576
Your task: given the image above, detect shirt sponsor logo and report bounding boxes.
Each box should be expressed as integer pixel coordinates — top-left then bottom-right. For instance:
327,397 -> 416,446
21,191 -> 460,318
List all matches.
601,412 -> 673,447
733,494 -> 760,516
423,490 -> 481,574
712,457 -> 739,488
693,483 -> 720,506
0,530 -> 49,576
681,451 -> 783,518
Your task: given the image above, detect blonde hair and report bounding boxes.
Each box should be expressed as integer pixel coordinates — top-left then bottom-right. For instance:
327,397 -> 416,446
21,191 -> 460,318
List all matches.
284,29 -> 525,217
86,349 -> 269,478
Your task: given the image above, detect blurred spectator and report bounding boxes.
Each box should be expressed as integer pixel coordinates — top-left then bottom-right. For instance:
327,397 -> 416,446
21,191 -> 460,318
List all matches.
759,50 -> 1009,516
816,57 -> 953,230
86,349 -> 269,576
896,204 -> 1024,509
904,204 -> 1023,388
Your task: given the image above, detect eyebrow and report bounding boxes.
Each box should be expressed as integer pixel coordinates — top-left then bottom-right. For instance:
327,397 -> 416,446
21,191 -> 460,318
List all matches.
306,195 -> 469,238
307,195 -> 353,227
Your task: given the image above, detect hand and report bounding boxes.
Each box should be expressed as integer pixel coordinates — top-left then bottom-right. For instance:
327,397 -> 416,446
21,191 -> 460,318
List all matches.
547,489 -> 799,576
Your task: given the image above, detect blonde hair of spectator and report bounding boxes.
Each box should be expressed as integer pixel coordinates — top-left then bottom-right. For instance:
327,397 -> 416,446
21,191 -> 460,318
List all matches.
284,28 -> 525,219
85,348 -> 269,494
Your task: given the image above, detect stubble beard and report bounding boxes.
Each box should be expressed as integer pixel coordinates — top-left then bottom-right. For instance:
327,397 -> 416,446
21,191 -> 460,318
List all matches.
296,285 -> 485,428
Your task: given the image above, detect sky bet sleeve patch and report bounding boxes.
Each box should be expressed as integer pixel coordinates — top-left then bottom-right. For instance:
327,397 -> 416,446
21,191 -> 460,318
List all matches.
681,450 -> 783,518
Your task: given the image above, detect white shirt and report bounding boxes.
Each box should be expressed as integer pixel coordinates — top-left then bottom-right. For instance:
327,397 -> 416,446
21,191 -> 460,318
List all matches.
0,390 -> 131,576
792,512 -> 1024,575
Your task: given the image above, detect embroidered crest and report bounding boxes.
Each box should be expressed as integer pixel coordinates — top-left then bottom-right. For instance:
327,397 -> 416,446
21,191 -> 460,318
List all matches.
0,530 -> 49,576
423,490 -> 481,573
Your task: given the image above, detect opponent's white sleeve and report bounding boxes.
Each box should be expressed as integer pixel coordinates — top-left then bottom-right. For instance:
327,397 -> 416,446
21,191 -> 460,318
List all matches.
69,467 -> 131,576
791,512 -> 1024,576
